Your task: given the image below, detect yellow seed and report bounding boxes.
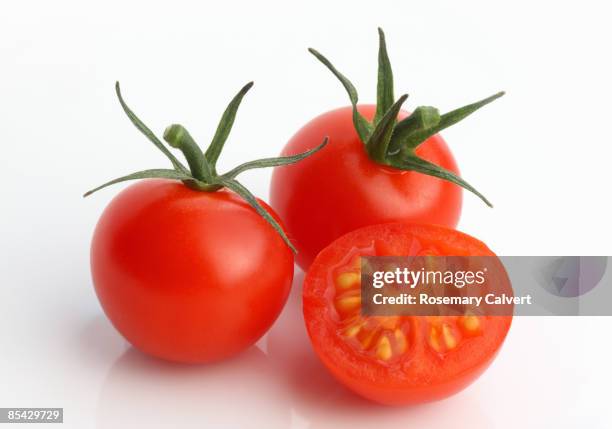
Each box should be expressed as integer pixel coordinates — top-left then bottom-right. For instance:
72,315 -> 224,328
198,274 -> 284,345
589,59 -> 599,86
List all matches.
336,272 -> 360,289
463,315 -> 480,332
429,327 -> 441,352
335,295 -> 361,313
343,321 -> 363,337
442,324 -> 457,349
394,329 -> 407,353
376,336 -> 392,361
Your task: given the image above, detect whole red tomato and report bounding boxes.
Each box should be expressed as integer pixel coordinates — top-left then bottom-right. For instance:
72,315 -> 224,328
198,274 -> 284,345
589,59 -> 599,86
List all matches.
271,105 -> 461,269
270,29 -> 503,269
87,82 -> 325,362
303,222 -> 512,405
91,180 -> 294,363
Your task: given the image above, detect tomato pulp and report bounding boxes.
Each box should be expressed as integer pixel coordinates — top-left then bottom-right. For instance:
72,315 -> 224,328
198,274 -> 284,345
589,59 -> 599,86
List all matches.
91,179 -> 293,363
303,223 -> 512,405
270,106 -> 462,269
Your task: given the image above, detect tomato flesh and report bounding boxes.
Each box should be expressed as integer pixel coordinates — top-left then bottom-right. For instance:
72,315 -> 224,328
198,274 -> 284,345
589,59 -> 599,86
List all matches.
270,105 -> 462,269
91,179 -> 293,363
303,223 -> 512,405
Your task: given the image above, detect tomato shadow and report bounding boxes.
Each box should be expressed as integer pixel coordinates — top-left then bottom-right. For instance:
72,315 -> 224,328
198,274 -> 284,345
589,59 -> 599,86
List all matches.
266,270 -> 367,406
76,314 -> 129,368
95,345 -> 292,429
266,268 -> 496,428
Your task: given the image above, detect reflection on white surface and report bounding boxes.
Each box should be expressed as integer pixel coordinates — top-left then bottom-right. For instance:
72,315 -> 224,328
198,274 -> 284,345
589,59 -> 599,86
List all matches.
97,347 -> 291,429
90,271 -> 496,429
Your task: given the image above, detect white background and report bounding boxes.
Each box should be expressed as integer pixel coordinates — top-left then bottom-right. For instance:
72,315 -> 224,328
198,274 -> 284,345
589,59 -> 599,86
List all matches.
1,0 -> 611,427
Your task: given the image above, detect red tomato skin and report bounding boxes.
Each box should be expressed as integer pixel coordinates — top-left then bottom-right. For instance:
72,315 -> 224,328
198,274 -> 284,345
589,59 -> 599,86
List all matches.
312,337 -> 503,406
91,179 -> 293,363
270,105 -> 462,270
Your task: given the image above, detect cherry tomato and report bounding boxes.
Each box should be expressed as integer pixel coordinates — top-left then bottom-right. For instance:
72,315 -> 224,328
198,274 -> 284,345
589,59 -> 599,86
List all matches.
91,179 -> 293,363
270,105 -> 461,269
303,222 -> 512,405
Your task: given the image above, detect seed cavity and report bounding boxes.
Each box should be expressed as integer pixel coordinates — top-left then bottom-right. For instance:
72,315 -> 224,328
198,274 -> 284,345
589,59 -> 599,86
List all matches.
332,255 -> 483,362
358,329 -> 377,349
333,264 -> 411,363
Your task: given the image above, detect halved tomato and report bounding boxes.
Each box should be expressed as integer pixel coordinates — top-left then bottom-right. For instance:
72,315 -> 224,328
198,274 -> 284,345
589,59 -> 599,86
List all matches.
303,223 -> 512,405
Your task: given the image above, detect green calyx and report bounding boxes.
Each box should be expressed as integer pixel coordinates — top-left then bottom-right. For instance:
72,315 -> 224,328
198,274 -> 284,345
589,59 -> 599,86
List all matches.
309,28 -> 505,207
84,82 -> 328,252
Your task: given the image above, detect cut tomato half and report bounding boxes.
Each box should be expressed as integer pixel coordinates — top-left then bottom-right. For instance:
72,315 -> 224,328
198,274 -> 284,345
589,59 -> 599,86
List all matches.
303,223 -> 512,405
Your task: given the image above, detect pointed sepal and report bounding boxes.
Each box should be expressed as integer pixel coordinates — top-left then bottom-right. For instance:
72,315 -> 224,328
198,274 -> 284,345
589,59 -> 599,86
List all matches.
84,169 -> 198,197
374,28 -> 395,125
388,154 -> 493,207
115,82 -> 189,173
391,92 -> 505,152
220,178 -> 297,253
222,137 -> 328,179
204,82 -> 254,171
308,48 -> 373,143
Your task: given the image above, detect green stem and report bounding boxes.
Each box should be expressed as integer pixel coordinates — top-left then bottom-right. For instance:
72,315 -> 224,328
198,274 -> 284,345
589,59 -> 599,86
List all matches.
308,28 -> 505,207
87,82 -> 328,253
367,94 -> 408,162
163,124 -> 213,182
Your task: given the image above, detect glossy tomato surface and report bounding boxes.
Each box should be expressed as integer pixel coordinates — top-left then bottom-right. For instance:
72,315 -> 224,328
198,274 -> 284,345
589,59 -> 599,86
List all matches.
91,179 -> 293,363
270,105 -> 462,270
303,223 -> 512,405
